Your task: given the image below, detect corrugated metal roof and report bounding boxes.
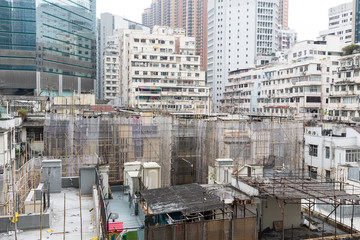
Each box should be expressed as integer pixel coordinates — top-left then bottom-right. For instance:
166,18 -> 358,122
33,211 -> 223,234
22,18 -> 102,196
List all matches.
140,183 -> 225,215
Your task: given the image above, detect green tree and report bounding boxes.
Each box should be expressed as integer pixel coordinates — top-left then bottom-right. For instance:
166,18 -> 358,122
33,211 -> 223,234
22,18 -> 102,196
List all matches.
342,44 -> 360,55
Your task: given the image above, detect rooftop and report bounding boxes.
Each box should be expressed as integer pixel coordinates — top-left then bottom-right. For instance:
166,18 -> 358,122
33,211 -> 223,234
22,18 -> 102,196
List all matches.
0,188 -> 96,240
237,177 -> 360,202
140,183 -> 225,215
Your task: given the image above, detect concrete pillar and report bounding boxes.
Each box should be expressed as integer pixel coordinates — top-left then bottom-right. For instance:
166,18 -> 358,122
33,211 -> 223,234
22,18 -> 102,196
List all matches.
79,167 -> 96,195
41,159 -> 62,193
36,72 -> 41,96
98,165 -> 109,199
58,75 -> 63,96
78,77 -> 81,94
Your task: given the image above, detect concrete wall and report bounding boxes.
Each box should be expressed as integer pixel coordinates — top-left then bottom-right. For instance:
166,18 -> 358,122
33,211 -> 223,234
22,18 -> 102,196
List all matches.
261,197 -> 302,230
42,159 -> 62,193
80,167 -> 96,195
62,177 -> 79,188
0,213 -> 50,232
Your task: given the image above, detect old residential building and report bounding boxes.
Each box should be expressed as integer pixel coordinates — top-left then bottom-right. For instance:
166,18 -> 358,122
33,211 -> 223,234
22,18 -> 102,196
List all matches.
305,125 -> 360,185
117,26 -> 211,113
222,36 -> 342,120
328,53 -> 360,122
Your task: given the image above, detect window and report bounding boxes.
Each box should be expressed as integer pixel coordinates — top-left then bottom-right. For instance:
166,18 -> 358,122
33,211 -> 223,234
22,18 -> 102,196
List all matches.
27,127 -> 43,141
346,149 -> 360,162
309,144 -> 318,157
325,147 -> 330,159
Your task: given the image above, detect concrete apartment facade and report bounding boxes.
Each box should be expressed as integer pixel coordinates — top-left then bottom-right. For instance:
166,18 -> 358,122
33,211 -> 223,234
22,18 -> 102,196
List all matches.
207,0 -> 279,113
278,28 -> 297,51
142,0 -> 208,70
328,53 -> 360,123
320,2 -> 353,47
97,13 -> 150,99
116,26 -> 211,113
305,125 -> 360,184
222,35 -> 343,120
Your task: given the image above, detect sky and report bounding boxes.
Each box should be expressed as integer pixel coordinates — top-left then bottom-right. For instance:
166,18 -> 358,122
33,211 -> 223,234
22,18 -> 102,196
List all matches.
97,0 -> 352,41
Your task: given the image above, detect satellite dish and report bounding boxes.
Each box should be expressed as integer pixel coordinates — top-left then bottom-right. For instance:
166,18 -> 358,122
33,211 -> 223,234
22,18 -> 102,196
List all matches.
109,213 -> 119,220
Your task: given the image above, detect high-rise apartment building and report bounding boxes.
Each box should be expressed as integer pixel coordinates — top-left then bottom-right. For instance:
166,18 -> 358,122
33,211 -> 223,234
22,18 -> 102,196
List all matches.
207,0 -> 279,112
0,0 -> 97,96
142,0 -> 208,70
278,28 -> 297,51
320,2 -> 352,46
279,0 -> 288,29
97,13 -> 150,99
113,26 -> 211,113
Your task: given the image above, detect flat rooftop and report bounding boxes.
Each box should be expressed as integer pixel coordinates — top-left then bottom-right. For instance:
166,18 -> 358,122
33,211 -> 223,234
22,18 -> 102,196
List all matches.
0,188 -> 97,240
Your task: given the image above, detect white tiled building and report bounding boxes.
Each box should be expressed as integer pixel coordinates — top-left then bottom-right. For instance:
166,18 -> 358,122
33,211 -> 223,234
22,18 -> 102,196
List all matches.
117,26 -> 211,113
328,53 -> 360,122
278,28 -> 297,51
305,125 -> 360,185
207,0 -> 279,113
103,34 -> 121,101
97,13 -> 150,100
319,2 -> 353,47
222,35 -> 342,120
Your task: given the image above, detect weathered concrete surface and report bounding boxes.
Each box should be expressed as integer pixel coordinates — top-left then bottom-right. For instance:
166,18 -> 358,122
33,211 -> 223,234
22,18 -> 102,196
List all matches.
80,167 -> 96,195
0,213 -> 50,232
62,177 -> 79,188
0,188 -> 97,240
42,159 -> 62,193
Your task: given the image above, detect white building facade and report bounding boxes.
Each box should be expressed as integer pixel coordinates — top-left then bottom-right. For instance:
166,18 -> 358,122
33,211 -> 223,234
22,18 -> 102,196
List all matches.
319,2 -> 353,47
222,36 -> 343,120
97,13 -> 150,100
207,0 -> 279,112
278,28 -> 297,51
118,26 -> 212,113
328,53 -> 360,123
305,125 -> 360,185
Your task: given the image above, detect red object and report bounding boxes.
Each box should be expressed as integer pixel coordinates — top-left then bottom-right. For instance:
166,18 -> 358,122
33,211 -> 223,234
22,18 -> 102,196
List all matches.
151,96 -> 155,99
108,222 -> 124,233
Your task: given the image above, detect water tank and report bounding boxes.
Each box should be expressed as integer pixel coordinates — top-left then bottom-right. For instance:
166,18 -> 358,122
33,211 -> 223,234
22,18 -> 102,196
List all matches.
124,162 -> 142,193
142,162 -> 161,189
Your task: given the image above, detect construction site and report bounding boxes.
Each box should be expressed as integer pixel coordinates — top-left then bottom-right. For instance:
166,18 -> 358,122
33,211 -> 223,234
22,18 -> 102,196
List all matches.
39,113 -> 304,185
1,112 -> 360,239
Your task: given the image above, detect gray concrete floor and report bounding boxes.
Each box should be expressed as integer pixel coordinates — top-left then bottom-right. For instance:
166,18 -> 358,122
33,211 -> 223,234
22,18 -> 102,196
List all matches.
261,212 -> 347,240
107,191 -> 142,229
0,188 -> 97,240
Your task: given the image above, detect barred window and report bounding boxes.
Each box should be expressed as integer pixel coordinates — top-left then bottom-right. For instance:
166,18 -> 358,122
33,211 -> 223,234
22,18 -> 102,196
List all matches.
309,144 -> 318,157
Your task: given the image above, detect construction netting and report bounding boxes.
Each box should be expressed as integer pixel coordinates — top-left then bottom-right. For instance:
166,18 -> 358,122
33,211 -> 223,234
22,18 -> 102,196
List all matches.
43,114 -> 304,186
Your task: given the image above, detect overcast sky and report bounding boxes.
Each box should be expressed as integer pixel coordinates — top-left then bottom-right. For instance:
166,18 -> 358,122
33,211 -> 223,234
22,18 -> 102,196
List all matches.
97,0 -> 352,41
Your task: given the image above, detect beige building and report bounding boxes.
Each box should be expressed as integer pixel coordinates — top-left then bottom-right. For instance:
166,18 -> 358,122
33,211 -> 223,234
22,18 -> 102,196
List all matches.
52,94 -> 96,115
279,0 -> 289,29
118,26 -> 211,114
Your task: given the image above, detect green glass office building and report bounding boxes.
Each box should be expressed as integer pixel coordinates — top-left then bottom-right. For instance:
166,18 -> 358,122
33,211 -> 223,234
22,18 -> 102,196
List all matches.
0,0 -> 96,95
354,0 -> 360,43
